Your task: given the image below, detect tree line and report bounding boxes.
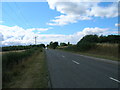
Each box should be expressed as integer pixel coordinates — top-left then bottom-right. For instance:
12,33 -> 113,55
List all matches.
79,35 -> 120,43
2,34 -> 120,50
2,44 -> 45,51
47,34 -> 120,50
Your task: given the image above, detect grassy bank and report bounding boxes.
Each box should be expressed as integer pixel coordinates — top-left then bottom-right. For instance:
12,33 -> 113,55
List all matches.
2,48 -> 48,88
58,43 -> 119,61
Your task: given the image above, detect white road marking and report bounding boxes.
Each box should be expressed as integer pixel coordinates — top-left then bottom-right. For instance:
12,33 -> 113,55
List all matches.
109,77 -> 120,83
72,60 -> 79,64
62,55 -> 65,58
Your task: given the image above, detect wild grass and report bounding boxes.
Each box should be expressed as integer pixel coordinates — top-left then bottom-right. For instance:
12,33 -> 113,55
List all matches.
4,50 -> 48,88
2,47 -> 40,70
58,43 -> 119,61
86,43 -> 119,61
2,47 -> 45,88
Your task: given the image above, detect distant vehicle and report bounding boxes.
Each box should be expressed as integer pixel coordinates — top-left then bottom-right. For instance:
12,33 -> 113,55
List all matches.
46,47 -> 48,49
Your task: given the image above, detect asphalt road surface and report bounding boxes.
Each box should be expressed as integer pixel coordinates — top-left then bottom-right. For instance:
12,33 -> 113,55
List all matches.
45,49 -> 119,88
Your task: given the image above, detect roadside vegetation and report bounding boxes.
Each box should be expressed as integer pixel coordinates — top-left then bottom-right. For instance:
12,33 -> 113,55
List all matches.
2,44 -> 48,88
47,35 -> 120,61
2,44 -> 45,51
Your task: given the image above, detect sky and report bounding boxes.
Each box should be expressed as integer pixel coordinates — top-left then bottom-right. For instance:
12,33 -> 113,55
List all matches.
0,0 -> 119,46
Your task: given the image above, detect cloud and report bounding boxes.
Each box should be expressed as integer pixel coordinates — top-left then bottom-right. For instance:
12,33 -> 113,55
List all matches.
47,0 -> 118,26
1,25 -> 109,46
0,33 -> 4,41
0,25 -> 52,46
47,15 -> 91,26
89,3 -> 118,18
27,27 -> 53,32
115,23 -> 120,27
82,27 -> 108,35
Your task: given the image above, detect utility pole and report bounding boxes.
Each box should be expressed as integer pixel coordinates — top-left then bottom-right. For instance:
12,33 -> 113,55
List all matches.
35,36 -> 37,45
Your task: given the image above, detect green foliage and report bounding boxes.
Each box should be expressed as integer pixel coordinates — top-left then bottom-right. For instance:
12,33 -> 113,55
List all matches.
79,34 -> 120,44
46,44 -> 49,47
63,45 -> 78,51
80,35 -> 99,43
3,47 -> 40,70
2,47 -> 43,85
68,42 -> 70,45
36,44 -> 45,48
77,42 -> 97,51
60,42 -> 67,46
107,35 -> 120,43
48,41 -> 58,49
99,35 -> 108,43
2,44 -> 45,51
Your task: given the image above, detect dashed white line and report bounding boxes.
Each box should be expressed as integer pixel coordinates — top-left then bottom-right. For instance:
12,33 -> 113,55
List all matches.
72,60 -> 79,64
109,77 -> 120,83
62,55 -> 65,58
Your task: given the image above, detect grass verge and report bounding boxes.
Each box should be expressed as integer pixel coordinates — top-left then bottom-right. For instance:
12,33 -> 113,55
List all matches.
58,43 -> 119,62
3,49 -> 48,88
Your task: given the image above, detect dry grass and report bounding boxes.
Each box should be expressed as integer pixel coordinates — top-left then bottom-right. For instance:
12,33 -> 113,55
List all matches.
1,50 -> 26,54
3,50 -> 48,88
87,43 -> 119,60
59,43 -> 119,61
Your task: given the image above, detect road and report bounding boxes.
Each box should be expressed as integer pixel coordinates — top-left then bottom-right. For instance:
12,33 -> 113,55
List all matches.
45,49 -> 119,88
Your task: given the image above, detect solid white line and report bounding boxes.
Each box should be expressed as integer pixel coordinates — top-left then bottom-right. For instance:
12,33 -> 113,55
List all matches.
109,77 -> 120,83
72,60 -> 79,64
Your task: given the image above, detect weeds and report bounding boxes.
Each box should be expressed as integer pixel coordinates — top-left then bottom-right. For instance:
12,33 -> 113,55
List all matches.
2,47 -> 43,87
58,43 -> 119,61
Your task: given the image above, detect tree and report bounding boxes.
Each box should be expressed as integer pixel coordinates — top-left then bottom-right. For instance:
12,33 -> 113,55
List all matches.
47,44 -> 49,47
52,42 -> 58,49
99,35 -> 108,43
50,41 -> 53,45
60,43 -> 67,46
80,35 -> 99,43
37,44 -> 45,48
48,41 -> 58,49
68,42 -> 70,45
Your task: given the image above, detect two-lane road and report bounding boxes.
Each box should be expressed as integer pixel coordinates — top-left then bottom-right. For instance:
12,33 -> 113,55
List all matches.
45,49 -> 119,88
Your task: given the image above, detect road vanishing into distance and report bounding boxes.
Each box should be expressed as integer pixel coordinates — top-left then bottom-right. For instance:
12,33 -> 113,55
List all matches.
45,49 -> 119,88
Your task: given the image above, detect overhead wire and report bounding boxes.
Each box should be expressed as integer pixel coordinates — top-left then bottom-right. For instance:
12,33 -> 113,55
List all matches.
2,3 -> 22,26
5,2 -> 32,28
13,2 -> 32,28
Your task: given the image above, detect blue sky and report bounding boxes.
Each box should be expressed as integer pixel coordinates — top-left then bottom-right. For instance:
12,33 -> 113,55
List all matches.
0,1 -> 119,46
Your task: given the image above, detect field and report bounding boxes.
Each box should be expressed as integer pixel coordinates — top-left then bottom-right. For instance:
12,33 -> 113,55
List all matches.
2,47 -> 48,88
1,50 -> 26,54
58,43 -> 119,61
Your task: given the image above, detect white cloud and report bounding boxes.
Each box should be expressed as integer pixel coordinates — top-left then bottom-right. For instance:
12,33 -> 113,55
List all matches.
27,27 -> 53,32
89,3 -> 118,18
115,23 -> 120,27
82,27 -> 108,35
47,0 -> 118,26
47,15 -> 91,26
0,25 -> 53,46
0,25 -> 109,46
0,33 -> 4,41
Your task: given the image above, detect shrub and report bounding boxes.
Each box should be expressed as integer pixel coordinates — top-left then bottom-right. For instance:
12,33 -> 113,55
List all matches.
77,42 -> 97,51
2,47 -> 42,85
64,45 -> 78,52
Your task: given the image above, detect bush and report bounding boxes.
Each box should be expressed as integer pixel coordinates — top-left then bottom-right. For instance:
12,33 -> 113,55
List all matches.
2,47 -> 42,85
80,35 -> 99,43
77,42 -> 97,51
2,44 -> 45,51
64,45 -> 78,51
48,42 -> 58,49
